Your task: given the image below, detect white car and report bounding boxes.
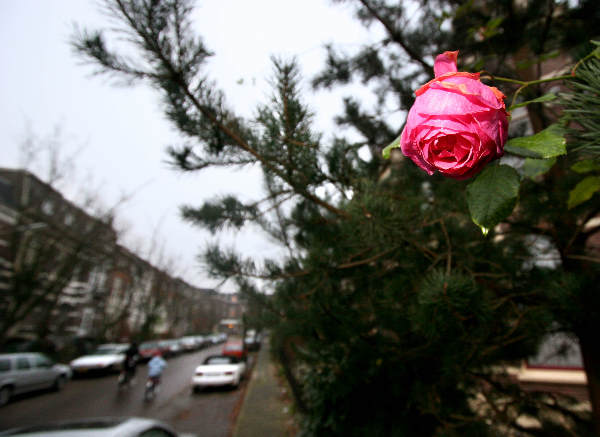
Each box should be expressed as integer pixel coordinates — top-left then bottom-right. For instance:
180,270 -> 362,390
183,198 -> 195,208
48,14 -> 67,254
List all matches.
191,355 -> 246,392
69,343 -> 129,375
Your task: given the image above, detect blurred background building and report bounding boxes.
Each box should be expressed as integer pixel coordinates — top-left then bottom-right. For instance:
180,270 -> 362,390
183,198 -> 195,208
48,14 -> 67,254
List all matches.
0,168 -> 245,357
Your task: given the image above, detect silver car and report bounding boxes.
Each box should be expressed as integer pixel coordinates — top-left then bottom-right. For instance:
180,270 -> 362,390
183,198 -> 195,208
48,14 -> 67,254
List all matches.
0,352 -> 71,406
0,417 -> 197,436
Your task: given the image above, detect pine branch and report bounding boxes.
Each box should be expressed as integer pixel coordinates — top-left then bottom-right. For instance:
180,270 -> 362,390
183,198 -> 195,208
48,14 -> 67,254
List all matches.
336,246 -> 398,269
356,0 -> 433,76
77,1 -> 350,219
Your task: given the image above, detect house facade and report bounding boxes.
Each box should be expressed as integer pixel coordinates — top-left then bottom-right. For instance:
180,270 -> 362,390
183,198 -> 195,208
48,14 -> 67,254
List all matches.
0,168 -> 243,354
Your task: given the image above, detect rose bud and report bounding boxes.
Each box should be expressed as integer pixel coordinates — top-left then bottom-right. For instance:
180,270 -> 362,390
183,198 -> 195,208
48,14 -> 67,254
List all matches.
400,51 -> 509,179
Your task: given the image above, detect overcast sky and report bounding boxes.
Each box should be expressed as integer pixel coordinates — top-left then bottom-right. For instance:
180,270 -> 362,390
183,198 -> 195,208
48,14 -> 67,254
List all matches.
0,0 -> 381,291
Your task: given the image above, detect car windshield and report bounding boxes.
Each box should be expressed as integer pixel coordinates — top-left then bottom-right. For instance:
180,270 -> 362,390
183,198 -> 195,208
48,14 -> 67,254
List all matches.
225,343 -> 242,351
204,356 -> 236,365
90,345 -> 124,355
7,418 -> 127,432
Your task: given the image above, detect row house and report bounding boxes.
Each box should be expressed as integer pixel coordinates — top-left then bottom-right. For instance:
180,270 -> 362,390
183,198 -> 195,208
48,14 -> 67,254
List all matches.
0,167 -> 117,347
498,49 -> 591,402
0,168 -> 242,354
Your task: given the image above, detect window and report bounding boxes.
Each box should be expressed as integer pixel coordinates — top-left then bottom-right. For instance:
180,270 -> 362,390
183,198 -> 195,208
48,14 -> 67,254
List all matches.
80,308 -> 94,334
528,333 -> 583,369
0,359 -> 10,372
205,356 -> 235,365
113,277 -> 123,294
41,200 -> 54,215
16,357 -> 31,370
64,213 -> 74,225
77,263 -> 91,283
139,428 -> 175,437
34,354 -> 52,368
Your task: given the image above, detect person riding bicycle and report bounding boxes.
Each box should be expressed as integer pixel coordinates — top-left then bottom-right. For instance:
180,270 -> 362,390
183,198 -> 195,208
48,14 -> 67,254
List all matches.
147,350 -> 167,386
122,341 -> 139,383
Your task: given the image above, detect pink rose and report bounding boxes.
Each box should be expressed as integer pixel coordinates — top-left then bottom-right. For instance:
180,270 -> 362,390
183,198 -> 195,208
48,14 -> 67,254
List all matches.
400,51 -> 508,179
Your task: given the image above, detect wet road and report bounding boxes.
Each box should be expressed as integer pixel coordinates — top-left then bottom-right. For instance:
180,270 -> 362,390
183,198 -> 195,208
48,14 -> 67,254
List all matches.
0,344 -> 254,437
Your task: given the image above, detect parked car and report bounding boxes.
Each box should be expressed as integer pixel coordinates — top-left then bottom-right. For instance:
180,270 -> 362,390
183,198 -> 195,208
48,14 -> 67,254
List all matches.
69,343 -> 129,376
221,339 -> 247,361
138,341 -> 163,362
194,335 -> 207,349
244,330 -> 261,351
191,355 -> 246,392
179,336 -> 198,352
207,333 -> 227,345
0,353 -> 71,407
158,340 -> 182,358
0,416 -> 197,436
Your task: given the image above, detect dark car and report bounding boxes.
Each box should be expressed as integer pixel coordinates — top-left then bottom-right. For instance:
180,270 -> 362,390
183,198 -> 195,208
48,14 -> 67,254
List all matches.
244,330 -> 261,351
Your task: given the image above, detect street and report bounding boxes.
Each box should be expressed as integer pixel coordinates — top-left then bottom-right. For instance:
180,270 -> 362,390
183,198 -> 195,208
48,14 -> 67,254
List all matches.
0,344 -> 254,437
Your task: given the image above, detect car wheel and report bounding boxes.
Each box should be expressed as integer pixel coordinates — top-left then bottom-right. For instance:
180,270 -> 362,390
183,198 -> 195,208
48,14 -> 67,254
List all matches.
0,386 -> 12,407
54,375 -> 67,391
192,386 -> 201,394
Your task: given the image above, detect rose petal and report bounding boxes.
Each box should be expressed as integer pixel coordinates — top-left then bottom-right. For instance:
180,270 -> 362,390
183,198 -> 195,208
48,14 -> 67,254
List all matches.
434,51 -> 459,77
416,84 -> 502,115
419,115 -> 475,135
416,72 -> 481,96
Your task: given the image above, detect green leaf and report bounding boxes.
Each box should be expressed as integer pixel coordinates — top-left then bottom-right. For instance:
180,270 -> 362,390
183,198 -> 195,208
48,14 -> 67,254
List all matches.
382,134 -> 402,159
504,124 -> 566,159
571,159 -> 600,174
592,41 -> 600,59
568,176 -> 600,209
483,17 -> 504,38
466,164 -> 520,234
509,93 -> 557,110
521,157 -> 556,179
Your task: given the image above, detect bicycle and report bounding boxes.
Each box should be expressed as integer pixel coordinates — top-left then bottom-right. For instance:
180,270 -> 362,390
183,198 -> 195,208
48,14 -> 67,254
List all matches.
144,376 -> 160,401
117,368 -> 134,389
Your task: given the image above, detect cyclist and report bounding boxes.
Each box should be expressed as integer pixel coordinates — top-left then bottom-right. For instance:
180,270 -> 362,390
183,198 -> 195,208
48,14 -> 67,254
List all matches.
121,341 -> 139,385
146,351 -> 167,396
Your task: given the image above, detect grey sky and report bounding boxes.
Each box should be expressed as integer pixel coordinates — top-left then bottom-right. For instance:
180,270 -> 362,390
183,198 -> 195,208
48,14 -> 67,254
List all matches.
0,0 -> 379,290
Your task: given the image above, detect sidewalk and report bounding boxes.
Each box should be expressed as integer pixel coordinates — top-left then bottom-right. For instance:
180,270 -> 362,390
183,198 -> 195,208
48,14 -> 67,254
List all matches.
232,337 -> 296,437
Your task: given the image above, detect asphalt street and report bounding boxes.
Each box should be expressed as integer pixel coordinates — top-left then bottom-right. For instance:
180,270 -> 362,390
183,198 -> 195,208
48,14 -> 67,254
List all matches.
0,344 -> 254,437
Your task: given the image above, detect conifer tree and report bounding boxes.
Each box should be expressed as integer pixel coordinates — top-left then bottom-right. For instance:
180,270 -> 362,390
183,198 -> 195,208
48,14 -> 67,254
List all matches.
72,0 -> 599,434
313,0 -> 600,433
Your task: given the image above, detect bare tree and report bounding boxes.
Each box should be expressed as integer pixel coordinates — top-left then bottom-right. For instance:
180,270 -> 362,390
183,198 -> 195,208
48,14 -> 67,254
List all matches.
0,128 -> 123,348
